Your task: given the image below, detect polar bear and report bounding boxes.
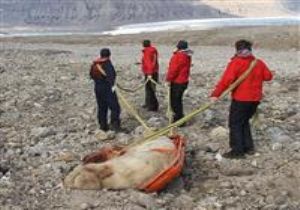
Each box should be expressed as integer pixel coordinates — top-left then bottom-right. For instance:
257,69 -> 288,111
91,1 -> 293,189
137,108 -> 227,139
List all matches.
64,136 -> 176,190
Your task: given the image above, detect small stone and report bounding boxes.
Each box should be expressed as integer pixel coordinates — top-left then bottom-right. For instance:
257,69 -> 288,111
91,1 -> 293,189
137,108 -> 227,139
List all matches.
147,117 -> 163,128
274,194 -> 287,205
55,152 -> 77,162
29,188 -> 36,195
215,153 -> 223,162
289,141 -> 300,151
174,194 -> 195,209
279,204 -> 289,210
6,149 -> 14,157
272,143 -> 283,151
204,153 -> 215,161
0,66 -> 5,73
130,191 -> 156,209
262,204 -> 277,210
80,203 -> 91,210
266,127 -> 292,143
106,131 -> 116,139
33,103 -> 43,108
95,130 -> 115,141
240,190 -> 247,196
222,166 -> 255,176
128,205 -> 145,210
293,153 -> 300,160
251,160 -> 258,167
254,152 -> 261,157
196,150 -> 206,159
116,132 -> 131,145
45,181 -> 53,189
209,126 -> 228,141
30,127 -> 56,139
203,109 -> 214,123
0,165 -> 9,176
245,182 -> 255,189
266,127 -> 283,138
220,181 -> 232,188
276,135 -> 293,142
205,143 -> 221,153
265,195 -> 275,204
133,126 -> 145,136
27,144 -> 47,157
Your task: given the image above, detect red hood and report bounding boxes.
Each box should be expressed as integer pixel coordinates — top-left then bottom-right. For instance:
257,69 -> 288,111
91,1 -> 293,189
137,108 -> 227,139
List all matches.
173,49 -> 193,57
142,46 -> 156,53
231,54 -> 255,61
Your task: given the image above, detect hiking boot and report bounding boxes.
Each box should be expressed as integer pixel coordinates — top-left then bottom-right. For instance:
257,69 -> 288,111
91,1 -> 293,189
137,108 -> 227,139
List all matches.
110,123 -> 127,133
142,104 -> 148,109
100,125 -> 109,132
112,127 -> 128,133
244,148 -> 255,155
222,151 -> 245,159
148,107 -> 158,112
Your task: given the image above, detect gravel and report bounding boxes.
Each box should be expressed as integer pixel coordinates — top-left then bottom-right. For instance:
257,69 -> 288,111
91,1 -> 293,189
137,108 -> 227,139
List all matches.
0,28 -> 299,209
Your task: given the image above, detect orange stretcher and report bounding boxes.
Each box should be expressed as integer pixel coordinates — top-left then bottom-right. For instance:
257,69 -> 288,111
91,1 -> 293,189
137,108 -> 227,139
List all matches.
82,135 -> 186,193
138,135 -> 186,192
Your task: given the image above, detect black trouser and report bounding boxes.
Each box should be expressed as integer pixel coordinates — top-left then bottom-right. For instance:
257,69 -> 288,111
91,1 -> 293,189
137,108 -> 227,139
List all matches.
95,83 -> 121,131
170,83 -> 188,122
229,100 -> 259,154
144,72 -> 159,111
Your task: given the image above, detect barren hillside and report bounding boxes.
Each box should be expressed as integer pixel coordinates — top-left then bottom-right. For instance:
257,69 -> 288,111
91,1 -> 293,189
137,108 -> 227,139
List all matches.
0,0 -> 230,31
200,0 -> 299,17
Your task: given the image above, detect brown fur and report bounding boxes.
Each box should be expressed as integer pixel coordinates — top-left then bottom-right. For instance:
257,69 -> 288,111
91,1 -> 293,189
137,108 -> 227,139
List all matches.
64,136 -> 175,190
82,146 -> 124,164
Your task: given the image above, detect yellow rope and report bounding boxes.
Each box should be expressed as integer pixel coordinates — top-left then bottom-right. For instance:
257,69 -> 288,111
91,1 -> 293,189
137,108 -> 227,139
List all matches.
117,78 -> 149,93
116,87 -> 152,132
166,84 -> 175,135
148,77 -> 174,134
115,76 -> 173,138
126,59 -> 258,148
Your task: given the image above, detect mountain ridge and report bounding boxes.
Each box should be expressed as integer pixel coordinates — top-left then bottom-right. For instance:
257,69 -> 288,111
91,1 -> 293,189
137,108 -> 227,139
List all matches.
0,0 -> 230,31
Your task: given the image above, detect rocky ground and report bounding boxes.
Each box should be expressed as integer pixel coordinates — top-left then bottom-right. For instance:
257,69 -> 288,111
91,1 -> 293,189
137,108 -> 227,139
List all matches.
0,26 -> 299,210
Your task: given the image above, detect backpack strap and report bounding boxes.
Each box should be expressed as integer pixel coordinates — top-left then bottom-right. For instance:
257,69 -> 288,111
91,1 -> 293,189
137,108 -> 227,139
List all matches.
219,59 -> 257,98
96,63 -> 107,76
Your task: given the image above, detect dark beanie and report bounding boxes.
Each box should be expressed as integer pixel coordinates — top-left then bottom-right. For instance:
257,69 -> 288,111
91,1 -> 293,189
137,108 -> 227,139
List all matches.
235,39 -> 252,51
143,40 -> 151,47
100,48 -> 111,58
176,40 -> 188,50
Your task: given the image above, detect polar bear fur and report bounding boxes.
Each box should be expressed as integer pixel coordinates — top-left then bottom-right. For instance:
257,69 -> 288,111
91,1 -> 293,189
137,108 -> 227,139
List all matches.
64,136 -> 175,190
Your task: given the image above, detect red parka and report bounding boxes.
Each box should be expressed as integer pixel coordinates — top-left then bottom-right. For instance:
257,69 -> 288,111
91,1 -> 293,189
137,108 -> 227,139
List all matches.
211,55 -> 273,102
166,50 -> 192,84
142,46 -> 159,75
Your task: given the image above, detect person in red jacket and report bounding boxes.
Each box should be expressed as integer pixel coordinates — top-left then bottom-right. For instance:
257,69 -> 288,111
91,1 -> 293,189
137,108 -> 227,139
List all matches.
211,39 -> 273,158
141,40 -> 159,111
166,40 -> 193,124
